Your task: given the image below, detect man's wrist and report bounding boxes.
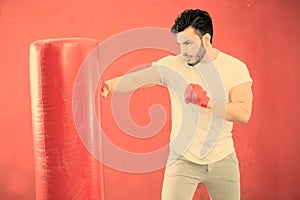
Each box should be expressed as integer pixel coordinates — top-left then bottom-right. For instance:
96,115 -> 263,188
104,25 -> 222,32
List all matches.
101,81 -> 109,92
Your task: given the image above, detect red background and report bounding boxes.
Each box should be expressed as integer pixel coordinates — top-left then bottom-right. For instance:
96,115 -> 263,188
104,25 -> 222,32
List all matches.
1,0 -> 300,199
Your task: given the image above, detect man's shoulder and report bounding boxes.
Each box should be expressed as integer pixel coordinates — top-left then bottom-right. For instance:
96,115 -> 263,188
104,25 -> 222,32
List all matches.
219,51 -> 246,67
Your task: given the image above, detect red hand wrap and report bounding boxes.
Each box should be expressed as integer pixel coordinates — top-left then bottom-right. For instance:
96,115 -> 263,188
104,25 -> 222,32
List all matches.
184,84 -> 209,107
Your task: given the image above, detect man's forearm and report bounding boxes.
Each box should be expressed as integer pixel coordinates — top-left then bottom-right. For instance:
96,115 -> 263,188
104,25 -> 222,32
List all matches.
207,100 -> 252,124
101,66 -> 162,97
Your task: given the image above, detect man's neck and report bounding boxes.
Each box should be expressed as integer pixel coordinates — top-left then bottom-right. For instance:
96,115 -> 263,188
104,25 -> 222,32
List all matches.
201,48 -> 219,64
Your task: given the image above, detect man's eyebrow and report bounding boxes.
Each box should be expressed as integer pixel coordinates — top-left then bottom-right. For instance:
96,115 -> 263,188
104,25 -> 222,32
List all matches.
184,39 -> 193,43
178,39 -> 193,44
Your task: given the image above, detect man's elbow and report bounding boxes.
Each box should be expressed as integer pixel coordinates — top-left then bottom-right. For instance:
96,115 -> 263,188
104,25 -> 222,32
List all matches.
238,110 -> 252,124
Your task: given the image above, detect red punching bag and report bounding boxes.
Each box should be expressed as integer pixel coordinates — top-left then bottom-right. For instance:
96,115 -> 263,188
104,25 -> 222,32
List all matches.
29,38 -> 103,200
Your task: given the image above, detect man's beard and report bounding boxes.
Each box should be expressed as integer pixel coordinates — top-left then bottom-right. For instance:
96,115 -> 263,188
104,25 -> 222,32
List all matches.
188,45 -> 206,66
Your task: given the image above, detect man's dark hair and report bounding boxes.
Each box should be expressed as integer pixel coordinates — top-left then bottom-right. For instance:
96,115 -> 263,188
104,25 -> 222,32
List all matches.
171,9 -> 213,43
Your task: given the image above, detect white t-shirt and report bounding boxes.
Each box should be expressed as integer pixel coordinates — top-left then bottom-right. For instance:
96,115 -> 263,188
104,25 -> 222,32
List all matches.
152,52 -> 252,164
113,50 -> 252,164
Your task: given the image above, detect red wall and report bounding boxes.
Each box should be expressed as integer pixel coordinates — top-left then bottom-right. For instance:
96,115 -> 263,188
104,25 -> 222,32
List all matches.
1,0 -> 300,199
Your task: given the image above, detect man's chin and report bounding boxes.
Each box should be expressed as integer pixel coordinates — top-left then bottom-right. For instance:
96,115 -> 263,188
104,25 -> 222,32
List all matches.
183,56 -> 200,66
187,62 -> 195,66
187,60 -> 200,66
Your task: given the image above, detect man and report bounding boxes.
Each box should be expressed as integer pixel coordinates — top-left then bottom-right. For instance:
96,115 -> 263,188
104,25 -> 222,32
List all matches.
101,9 -> 252,200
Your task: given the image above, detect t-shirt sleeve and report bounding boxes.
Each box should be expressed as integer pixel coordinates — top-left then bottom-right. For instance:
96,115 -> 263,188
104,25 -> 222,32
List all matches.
149,56 -> 173,85
150,62 -> 165,85
230,63 -> 252,89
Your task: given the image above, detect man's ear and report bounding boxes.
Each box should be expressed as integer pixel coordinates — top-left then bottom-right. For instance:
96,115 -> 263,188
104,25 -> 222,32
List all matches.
202,33 -> 211,48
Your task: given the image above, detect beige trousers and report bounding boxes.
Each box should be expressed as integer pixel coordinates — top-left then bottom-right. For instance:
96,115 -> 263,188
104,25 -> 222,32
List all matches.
161,151 -> 240,200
